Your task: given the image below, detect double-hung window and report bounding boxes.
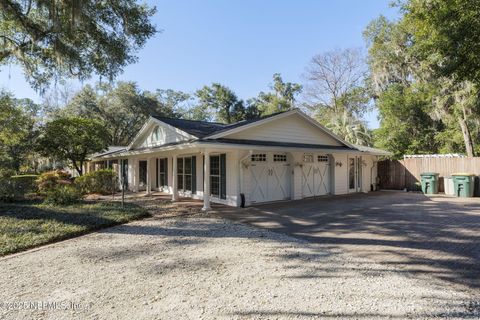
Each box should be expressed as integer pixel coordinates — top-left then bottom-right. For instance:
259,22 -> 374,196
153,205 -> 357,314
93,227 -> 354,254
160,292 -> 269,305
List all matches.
209,154 -> 226,199
177,156 -> 196,193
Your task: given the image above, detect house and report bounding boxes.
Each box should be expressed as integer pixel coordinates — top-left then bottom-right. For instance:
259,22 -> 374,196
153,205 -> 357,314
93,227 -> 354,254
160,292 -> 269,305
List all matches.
87,109 -> 390,209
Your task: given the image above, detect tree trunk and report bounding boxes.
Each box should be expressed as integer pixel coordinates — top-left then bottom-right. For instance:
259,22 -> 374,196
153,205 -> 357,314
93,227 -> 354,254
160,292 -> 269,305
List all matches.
458,114 -> 475,157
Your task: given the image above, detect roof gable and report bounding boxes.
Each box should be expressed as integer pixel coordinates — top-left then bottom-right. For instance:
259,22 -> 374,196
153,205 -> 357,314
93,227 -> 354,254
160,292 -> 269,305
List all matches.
128,118 -> 195,150
206,109 -> 351,147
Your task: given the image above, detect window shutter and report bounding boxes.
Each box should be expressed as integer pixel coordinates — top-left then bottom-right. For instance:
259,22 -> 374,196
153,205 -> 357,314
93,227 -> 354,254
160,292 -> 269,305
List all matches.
191,156 -> 196,194
220,154 -> 226,199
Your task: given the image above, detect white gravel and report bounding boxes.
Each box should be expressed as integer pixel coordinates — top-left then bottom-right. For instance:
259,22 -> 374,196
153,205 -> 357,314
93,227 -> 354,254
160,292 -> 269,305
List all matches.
0,216 -> 477,320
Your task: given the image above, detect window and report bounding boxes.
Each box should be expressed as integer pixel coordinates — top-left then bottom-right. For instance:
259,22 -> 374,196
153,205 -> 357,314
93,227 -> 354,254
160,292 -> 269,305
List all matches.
157,158 -> 168,188
209,154 -> 226,199
273,154 -> 287,162
318,155 -> 329,163
303,154 -> 314,163
177,156 -> 196,193
251,154 -> 266,162
210,155 -> 220,197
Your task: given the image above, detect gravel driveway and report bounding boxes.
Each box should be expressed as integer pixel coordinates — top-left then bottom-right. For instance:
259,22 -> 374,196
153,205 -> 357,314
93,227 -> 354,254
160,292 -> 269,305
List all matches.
1,215 -> 478,319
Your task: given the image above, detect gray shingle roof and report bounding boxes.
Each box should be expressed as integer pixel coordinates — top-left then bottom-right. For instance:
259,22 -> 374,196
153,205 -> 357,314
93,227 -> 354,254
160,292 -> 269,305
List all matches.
151,110 -> 289,138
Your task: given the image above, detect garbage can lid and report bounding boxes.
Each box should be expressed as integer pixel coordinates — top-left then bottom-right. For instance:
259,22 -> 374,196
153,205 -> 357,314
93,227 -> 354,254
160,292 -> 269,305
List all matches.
420,172 -> 439,176
451,173 -> 476,176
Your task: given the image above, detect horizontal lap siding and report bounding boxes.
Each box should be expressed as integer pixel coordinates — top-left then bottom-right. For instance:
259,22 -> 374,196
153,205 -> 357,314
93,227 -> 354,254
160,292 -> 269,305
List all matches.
225,115 -> 342,146
333,154 -> 348,195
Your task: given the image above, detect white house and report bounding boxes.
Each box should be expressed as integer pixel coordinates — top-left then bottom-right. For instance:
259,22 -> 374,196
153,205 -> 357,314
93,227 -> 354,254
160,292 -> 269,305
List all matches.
88,109 -> 389,209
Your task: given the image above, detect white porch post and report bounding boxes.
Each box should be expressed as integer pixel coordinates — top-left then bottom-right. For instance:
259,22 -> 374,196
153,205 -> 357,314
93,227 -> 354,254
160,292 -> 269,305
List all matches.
172,155 -> 179,201
133,158 -> 139,192
146,157 -> 152,195
202,150 -> 211,211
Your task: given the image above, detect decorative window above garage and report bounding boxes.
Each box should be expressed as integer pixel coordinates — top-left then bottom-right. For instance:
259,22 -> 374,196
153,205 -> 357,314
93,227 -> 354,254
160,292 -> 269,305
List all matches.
318,155 -> 329,163
303,154 -> 314,163
251,154 -> 267,162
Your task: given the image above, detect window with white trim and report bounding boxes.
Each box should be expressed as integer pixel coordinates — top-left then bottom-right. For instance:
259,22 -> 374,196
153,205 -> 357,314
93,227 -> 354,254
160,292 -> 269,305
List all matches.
273,154 -> 287,162
251,154 -> 266,162
210,155 -> 220,197
303,154 -> 314,163
318,155 -> 329,163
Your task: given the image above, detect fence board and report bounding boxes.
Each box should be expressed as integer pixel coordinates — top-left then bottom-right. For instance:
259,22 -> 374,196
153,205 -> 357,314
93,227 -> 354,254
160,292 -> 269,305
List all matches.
378,157 -> 480,192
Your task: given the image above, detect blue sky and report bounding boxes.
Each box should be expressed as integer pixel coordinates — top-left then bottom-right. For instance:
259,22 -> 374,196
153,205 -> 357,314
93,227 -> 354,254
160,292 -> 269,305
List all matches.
0,0 -> 399,128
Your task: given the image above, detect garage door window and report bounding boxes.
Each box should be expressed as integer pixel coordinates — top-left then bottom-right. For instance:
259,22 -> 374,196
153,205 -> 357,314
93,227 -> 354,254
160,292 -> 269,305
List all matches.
273,154 -> 287,162
318,155 -> 329,163
251,154 -> 266,162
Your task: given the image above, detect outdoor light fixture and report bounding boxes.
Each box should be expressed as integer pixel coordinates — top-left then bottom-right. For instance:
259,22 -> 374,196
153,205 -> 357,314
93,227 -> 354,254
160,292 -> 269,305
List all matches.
335,161 -> 343,167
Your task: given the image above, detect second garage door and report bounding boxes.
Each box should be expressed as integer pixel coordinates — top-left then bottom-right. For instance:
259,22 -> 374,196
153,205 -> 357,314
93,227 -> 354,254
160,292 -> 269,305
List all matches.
249,153 -> 291,204
302,154 -> 331,197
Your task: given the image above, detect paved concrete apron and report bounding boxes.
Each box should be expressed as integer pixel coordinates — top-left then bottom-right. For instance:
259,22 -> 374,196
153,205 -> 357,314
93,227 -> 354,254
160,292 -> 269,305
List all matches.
216,191 -> 480,292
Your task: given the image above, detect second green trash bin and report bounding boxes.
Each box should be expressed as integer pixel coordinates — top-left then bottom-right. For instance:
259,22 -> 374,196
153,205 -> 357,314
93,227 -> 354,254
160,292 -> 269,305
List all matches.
420,172 -> 439,194
451,173 -> 475,197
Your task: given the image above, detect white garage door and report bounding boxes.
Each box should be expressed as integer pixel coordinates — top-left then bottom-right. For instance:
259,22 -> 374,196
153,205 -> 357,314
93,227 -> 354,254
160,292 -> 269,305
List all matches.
302,154 -> 331,197
249,153 -> 291,204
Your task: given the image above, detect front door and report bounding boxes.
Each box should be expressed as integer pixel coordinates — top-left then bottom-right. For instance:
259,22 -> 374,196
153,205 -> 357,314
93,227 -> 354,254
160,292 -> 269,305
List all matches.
348,157 -> 361,193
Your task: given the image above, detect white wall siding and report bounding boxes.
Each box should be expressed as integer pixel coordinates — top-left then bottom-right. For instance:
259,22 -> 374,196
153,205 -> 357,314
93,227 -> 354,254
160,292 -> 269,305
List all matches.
224,114 -> 342,146
333,153 -> 349,195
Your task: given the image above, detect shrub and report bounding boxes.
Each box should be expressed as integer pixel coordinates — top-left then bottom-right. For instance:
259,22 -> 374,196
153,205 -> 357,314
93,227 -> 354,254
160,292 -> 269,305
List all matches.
0,174 -> 39,202
0,178 -> 15,202
44,185 -> 82,205
75,169 -> 118,195
10,175 -> 39,194
36,170 -> 72,193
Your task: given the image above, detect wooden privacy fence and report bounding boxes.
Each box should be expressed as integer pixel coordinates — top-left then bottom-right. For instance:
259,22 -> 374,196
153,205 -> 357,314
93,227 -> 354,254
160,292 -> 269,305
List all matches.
378,157 -> 480,192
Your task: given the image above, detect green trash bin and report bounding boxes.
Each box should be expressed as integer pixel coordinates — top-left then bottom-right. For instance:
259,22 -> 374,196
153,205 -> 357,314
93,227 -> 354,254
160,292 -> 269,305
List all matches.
420,172 -> 439,194
451,173 -> 475,197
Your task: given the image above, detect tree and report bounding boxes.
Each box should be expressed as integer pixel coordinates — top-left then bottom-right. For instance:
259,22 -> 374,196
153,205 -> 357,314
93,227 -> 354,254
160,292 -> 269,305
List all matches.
364,13 -> 480,157
403,0 -> 480,86
195,83 -> 245,124
326,110 -> 372,146
372,84 -> 442,158
37,117 -> 109,175
0,91 -> 37,173
255,73 -> 302,115
63,82 -> 177,145
0,0 -> 156,91
303,48 -> 369,119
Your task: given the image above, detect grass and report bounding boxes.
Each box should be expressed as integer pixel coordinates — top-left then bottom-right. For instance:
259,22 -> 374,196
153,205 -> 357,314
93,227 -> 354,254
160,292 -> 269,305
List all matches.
0,200 -> 150,256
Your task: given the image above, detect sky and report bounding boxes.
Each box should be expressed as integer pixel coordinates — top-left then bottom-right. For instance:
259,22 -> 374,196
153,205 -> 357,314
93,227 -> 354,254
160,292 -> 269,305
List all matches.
0,0 -> 399,128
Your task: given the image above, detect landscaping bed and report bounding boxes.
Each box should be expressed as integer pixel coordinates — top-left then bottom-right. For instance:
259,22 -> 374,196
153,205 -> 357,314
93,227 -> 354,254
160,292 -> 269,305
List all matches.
0,200 -> 149,256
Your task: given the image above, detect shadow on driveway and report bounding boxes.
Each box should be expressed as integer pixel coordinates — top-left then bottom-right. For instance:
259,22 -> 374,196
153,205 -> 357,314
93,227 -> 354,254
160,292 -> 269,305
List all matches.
214,191 -> 480,291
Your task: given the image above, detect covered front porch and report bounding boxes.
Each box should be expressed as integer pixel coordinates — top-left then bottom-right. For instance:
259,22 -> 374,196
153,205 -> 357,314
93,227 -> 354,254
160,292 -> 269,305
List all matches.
89,147 -> 237,211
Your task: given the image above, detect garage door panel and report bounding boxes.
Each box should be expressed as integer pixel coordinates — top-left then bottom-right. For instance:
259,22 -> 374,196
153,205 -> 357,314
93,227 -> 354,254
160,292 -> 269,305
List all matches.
269,164 -> 291,201
250,164 -> 268,203
248,154 -> 291,204
302,155 -> 331,197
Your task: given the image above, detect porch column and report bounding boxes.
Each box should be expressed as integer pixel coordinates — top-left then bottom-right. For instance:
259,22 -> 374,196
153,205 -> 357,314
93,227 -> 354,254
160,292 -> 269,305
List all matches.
202,150 -> 211,211
133,158 -> 139,192
146,157 -> 152,195
172,155 -> 179,201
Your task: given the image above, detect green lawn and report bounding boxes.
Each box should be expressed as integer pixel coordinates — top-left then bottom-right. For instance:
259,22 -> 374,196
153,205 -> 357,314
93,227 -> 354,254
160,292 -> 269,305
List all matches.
0,201 -> 150,256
